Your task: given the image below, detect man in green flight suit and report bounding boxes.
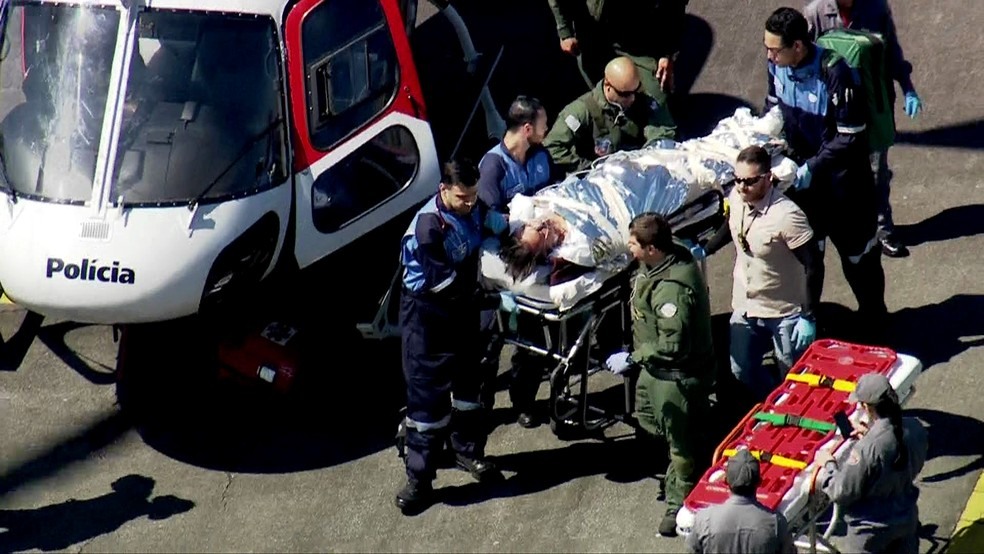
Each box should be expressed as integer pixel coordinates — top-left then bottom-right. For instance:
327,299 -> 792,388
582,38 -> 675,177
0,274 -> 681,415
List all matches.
543,56 -> 676,176
546,0 -> 689,99
605,212 -> 713,537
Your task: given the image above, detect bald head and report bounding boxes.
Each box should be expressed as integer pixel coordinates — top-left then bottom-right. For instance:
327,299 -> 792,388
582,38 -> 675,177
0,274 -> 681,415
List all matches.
603,57 -> 641,108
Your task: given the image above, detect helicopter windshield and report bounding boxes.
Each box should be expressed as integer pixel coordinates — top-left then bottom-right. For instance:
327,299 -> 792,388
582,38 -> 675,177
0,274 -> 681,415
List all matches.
0,3 -> 288,205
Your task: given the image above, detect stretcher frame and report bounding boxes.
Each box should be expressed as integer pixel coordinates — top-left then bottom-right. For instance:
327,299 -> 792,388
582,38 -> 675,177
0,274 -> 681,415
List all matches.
491,270 -> 636,437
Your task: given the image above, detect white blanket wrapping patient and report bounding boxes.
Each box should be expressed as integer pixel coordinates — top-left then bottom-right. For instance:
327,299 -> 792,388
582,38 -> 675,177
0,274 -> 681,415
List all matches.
480,107 -> 797,311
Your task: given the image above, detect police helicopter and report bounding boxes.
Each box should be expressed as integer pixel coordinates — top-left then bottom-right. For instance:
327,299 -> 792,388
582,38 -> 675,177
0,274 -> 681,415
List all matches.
0,0 -> 504,406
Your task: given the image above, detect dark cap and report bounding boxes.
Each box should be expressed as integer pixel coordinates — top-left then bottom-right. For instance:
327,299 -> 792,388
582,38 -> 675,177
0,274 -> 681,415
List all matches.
726,449 -> 760,490
848,373 -> 899,404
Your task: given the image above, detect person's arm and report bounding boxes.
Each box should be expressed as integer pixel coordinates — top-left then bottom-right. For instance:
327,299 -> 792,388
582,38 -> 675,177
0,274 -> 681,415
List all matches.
631,280 -> 695,368
702,220 -> 732,256
818,443 -> 875,508
783,207 -> 819,318
776,513 -> 797,554
642,96 -> 677,142
764,61 -> 779,114
547,0 -> 576,42
685,510 -> 704,553
880,1 -> 916,95
805,60 -> 866,175
544,101 -> 593,174
802,0 -> 823,42
414,213 -> 457,294
477,153 -> 508,212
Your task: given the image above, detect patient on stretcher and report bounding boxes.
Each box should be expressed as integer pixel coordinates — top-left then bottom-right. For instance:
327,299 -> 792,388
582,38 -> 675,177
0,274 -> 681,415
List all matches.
498,213 -> 596,286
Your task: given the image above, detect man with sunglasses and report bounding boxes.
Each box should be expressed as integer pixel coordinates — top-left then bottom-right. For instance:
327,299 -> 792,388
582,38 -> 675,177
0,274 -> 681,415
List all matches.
544,56 -> 676,176
705,145 -> 823,401
763,7 -> 888,337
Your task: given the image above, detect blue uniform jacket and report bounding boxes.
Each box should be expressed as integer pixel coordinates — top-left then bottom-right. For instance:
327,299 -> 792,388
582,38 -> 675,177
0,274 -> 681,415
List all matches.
401,194 -> 505,298
765,45 -> 870,182
477,142 -> 553,212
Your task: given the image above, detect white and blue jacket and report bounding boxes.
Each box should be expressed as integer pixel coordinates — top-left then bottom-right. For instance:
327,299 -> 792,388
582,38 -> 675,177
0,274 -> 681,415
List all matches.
477,142 -> 553,211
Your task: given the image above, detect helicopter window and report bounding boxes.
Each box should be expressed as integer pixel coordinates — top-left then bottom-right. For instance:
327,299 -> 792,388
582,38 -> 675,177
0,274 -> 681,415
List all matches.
107,11 -> 289,205
301,0 -> 399,151
311,125 -> 419,233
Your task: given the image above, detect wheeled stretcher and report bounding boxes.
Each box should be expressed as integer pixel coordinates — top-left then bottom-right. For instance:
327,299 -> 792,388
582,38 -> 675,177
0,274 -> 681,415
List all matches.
482,189 -> 724,438
676,340 -> 924,552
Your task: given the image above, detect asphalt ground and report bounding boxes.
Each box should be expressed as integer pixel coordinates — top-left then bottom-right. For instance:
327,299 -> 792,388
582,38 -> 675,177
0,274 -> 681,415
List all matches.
0,0 -> 982,551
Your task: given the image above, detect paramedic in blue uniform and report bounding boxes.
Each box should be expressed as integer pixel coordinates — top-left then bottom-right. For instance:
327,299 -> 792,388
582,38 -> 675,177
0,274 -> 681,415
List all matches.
764,7 -> 888,333
804,0 -> 923,258
477,95 -> 554,428
396,158 -> 509,515
815,373 -> 928,553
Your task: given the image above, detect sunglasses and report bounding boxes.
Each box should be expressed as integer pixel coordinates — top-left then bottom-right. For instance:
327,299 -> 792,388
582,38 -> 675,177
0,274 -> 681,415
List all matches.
734,174 -> 770,187
606,81 -> 641,98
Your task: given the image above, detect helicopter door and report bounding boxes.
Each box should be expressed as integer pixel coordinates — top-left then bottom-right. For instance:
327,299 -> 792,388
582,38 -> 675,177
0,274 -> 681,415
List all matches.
285,0 -> 439,270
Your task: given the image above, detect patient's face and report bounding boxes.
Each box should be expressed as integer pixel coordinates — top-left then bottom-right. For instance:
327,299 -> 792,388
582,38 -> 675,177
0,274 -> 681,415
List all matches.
518,219 -> 563,256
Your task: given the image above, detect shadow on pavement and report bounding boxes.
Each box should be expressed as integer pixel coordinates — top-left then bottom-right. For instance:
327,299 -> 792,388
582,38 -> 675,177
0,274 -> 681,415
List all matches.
905,408 -> 984,484
0,474 -> 193,552
0,411 -> 131,497
440,436 -> 660,507
888,294 -> 984,372
895,204 -> 984,247
0,310 -> 44,372
35,321 -> 116,386
896,119 -> 984,150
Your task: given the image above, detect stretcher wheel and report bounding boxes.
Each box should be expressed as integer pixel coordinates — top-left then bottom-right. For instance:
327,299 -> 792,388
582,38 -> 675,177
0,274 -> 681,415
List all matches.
549,418 -> 581,441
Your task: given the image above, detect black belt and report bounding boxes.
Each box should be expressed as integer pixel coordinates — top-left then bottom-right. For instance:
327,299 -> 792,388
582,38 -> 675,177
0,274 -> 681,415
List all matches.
643,365 -> 690,382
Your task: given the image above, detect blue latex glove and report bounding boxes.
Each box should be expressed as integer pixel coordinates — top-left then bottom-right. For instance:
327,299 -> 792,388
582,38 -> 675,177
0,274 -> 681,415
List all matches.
499,291 -> 519,332
794,163 -> 812,191
790,316 -> 817,351
605,351 -> 633,375
679,239 -> 706,262
904,92 -> 922,119
485,211 -> 508,235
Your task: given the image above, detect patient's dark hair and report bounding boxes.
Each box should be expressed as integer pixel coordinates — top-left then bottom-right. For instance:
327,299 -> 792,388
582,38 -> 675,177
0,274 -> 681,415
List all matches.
736,145 -> 771,175
499,228 -> 541,281
628,213 -> 673,252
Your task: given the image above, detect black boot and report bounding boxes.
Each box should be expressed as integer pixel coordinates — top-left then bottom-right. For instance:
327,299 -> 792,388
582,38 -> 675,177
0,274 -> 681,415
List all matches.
394,479 -> 434,515
455,453 -> 504,483
658,507 -> 679,537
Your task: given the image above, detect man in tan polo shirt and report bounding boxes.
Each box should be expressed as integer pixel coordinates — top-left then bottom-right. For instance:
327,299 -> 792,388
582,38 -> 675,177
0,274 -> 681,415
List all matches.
706,145 -> 823,400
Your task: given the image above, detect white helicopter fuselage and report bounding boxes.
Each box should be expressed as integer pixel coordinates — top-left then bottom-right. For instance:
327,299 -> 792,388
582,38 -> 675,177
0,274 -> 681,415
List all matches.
0,0 -> 440,323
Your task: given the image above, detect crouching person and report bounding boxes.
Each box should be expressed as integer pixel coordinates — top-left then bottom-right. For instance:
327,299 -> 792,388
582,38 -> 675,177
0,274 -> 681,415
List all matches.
605,213 -> 713,536
686,449 -> 796,553
396,158 -> 508,514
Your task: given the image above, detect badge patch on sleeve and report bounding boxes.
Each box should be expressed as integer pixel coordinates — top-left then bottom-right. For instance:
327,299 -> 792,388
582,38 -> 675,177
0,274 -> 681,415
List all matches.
658,303 -> 678,317
564,114 -> 581,132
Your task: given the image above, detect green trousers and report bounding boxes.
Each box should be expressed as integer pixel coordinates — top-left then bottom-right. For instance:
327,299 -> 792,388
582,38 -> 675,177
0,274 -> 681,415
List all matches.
634,370 -> 707,509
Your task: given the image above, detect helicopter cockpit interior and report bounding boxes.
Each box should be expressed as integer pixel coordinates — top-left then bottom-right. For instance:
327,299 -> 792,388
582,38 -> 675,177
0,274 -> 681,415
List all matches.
0,3 -> 289,208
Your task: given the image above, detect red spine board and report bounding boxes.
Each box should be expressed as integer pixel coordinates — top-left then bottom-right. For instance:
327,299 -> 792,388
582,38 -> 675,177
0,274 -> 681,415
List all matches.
685,340 -> 897,512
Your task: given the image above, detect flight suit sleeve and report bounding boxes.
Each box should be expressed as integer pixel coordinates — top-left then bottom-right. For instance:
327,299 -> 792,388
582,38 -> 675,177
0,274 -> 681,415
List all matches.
477,154 -> 508,211
819,442 -> 875,508
643,97 -> 677,142
544,100 -> 594,174
806,60 -> 866,176
632,280 -> 694,367
547,0 -> 576,40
